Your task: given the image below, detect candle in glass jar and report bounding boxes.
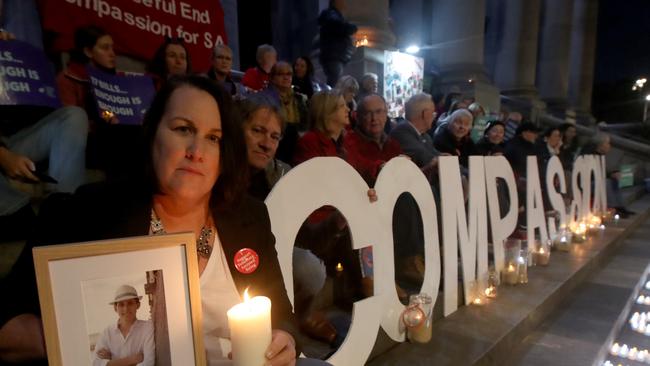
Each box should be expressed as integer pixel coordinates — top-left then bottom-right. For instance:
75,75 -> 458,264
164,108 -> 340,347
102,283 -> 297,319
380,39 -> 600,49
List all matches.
227,290 -> 272,366
484,285 -> 497,298
534,247 -> 550,266
502,264 -> 518,285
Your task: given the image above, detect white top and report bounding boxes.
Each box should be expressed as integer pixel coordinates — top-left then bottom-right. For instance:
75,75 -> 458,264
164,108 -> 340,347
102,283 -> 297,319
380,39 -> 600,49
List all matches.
200,234 -> 243,366
92,319 -> 154,366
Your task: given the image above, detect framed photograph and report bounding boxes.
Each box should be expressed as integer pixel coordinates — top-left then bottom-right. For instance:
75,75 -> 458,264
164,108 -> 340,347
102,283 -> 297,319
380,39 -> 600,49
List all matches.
33,232 -> 205,366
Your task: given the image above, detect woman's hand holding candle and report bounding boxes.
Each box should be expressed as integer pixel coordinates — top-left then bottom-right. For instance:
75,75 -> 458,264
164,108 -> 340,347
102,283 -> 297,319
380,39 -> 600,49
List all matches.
264,329 -> 296,366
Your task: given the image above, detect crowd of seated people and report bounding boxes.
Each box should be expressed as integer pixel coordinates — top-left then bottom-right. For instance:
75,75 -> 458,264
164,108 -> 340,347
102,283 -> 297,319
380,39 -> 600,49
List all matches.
0,16 -> 636,365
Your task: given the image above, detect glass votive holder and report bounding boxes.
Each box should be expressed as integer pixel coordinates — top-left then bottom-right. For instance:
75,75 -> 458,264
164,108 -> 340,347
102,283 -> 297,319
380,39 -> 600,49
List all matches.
484,269 -> 498,298
517,250 -> 528,284
502,261 -> 519,285
403,293 -> 433,343
533,239 -> 551,266
553,229 -> 572,252
572,222 -> 587,243
468,280 -> 485,306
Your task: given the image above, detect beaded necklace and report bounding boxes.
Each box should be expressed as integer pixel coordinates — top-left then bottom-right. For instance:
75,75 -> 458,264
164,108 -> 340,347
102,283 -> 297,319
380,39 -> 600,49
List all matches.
150,210 -> 214,258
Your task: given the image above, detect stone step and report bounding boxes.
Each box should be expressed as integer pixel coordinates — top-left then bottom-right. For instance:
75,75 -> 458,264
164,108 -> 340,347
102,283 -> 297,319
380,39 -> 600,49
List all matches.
366,194 -> 650,366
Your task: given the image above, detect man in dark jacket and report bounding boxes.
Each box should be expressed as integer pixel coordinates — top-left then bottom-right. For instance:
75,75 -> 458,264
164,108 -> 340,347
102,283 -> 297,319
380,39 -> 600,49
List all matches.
318,0 -> 357,87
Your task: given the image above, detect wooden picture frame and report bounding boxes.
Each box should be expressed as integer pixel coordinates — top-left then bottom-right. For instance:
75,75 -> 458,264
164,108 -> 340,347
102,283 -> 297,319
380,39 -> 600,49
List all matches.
33,233 -> 206,366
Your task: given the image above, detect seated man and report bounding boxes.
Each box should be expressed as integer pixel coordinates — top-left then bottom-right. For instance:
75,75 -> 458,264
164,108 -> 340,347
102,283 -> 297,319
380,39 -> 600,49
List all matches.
0,30 -> 88,240
346,93 -> 402,184
206,43 -> 246,98
389,93 -> 441,181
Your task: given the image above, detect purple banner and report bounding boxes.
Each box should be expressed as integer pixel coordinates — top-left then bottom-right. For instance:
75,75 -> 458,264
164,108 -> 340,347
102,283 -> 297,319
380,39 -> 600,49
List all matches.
0,40 -> 61,108
87,67 -> 155,125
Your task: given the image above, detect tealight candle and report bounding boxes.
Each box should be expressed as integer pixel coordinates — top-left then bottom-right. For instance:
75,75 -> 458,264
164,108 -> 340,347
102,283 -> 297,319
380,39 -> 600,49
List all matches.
610,342 -> 620,356
638,295 -> 646,304
620,344 -> 629,358
629,347 -> 638,360
637,350 -> 647,362
484,285 -> 497,298
227,290 -> 272,366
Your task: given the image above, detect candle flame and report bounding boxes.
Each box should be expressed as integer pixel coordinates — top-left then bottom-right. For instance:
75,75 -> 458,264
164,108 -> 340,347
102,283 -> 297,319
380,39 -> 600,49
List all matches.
539,248 -> 545,254
243,288 -> 250,302
507,264 -> 515,272
336,262 -> 344,272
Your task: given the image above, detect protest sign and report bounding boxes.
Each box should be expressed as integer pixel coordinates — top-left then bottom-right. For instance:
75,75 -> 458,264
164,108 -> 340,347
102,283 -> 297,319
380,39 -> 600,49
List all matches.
0,40 -> 61,108
87,67 -> 155,125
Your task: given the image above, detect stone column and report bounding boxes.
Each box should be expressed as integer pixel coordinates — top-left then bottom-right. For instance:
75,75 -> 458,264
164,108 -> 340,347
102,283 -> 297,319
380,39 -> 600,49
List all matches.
390,0 -> 425,50
428,0 -> 500,114
536,0 -> 574,118
568,0 -> 599,125
271,0 -> 321,62
220,0 -> 240,70
491,0 -> 546,121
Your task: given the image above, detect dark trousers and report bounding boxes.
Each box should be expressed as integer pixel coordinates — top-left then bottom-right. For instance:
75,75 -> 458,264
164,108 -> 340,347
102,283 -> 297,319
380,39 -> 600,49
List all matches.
320,59 -> 344,87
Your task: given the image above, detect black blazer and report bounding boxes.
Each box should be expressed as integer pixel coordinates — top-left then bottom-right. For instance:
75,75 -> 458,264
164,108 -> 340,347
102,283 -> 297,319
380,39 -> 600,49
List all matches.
0,180 -> 297,354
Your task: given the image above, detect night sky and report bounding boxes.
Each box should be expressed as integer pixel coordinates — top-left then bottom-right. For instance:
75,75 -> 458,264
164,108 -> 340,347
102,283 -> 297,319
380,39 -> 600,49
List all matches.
594,0 -> 650,84
593,0 -> 650,122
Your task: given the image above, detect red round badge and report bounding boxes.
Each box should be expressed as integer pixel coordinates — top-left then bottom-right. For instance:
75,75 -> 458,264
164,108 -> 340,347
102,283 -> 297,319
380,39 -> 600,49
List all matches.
234,248 -> 260,274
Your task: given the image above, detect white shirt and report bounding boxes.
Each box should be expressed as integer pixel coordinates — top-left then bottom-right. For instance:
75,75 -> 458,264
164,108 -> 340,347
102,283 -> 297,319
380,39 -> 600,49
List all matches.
92,319 -> 154,366
200,235 -> 243,366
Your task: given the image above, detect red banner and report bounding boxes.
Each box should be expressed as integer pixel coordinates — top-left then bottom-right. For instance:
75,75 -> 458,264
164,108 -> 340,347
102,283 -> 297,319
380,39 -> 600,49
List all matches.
40,0 -> 227,72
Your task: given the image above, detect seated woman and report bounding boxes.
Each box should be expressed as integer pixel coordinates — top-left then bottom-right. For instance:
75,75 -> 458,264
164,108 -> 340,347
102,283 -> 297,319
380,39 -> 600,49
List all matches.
292,56 -> 320,100
433,108 -> 476,168
293,91 -> 378,338
0,76 -> 302,365
147,37 -> 192,90
474,120 -> 506,156
55,25 -> 140,179
57,25 -> 116,116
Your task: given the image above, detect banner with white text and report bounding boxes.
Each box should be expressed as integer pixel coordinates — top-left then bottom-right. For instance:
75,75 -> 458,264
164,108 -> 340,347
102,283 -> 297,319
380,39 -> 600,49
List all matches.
40,0 -> 226,72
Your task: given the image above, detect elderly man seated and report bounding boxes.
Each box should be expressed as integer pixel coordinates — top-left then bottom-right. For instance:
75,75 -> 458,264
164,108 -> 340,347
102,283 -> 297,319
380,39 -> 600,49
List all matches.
346,94 -> 402,183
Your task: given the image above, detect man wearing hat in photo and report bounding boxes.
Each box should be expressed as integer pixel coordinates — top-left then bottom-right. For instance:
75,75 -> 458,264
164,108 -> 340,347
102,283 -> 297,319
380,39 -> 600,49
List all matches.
92,284 -> 154,366
504,121 -> 542,180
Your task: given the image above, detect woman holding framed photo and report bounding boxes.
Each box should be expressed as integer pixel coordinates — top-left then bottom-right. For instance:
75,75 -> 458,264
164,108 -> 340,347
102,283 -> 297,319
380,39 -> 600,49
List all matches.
0,75 -> 311,366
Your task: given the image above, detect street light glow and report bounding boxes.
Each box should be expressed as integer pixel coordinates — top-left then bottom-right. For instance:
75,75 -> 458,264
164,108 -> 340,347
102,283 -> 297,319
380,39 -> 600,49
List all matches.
405,45 -> 420,54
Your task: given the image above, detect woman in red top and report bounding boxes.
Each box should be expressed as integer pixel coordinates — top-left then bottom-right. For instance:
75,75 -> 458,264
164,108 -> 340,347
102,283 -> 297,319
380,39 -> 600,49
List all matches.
56,25 -> 116,118
293,90 -> 381,184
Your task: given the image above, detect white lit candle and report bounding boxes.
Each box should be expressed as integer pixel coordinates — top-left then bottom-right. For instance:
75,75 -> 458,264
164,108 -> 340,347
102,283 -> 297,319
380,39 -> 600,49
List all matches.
620,344 -> 629,358
227,290 -> 272,366
610,342 -> 620,356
